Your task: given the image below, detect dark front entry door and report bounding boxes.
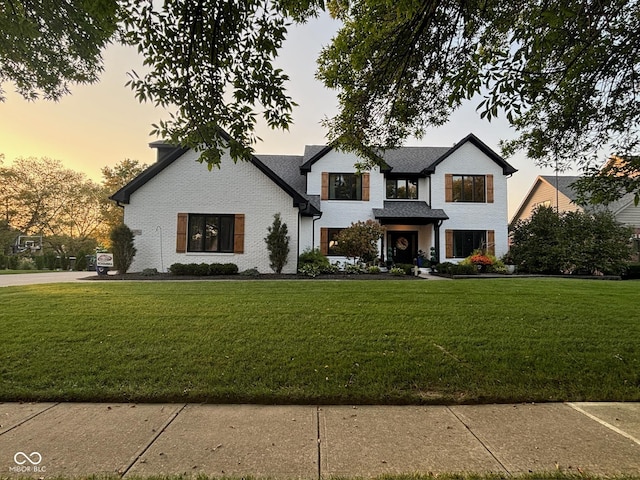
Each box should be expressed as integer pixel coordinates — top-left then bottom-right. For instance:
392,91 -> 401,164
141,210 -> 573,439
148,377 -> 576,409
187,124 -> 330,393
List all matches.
388,231 -> 417,265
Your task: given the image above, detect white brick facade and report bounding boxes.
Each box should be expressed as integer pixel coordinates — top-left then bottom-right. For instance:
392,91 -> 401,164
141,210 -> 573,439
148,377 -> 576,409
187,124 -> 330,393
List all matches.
123,149 -> 300,274
114,133 -> 515,272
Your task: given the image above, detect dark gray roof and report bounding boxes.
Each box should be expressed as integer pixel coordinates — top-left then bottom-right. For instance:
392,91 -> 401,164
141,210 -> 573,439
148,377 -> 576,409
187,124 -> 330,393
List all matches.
380,147 -> 451,174
299,133 -> 517,175
255,154 -> 305,196
373,201 -> 449,220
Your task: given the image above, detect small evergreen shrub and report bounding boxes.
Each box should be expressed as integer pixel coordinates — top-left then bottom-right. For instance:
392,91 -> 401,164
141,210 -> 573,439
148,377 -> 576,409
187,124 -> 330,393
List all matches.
394,263 -> 414,275
110,224 -> 137,274
240,268 -> 260,276
169,262 -> 238,276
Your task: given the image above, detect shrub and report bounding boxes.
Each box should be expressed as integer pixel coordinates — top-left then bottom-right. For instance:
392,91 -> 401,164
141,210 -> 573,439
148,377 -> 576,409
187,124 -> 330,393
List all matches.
298,264 -> 321,277
335,220 -> 385,264
367,265 -> 381,274
141,268 -> 159,276
169,262 -> 238,276
394,263 -> 414,275
33,255 -> 46,270
511,206 -> 632,274
389,267 -> 405,276
210,263 -> 238,275
345,263 -> 367,274
18,257 -> 36,270
264,213 -> 290,274
110,224 -> 137,274
43,252 -> 57,270
240,268 -> 260,276
8,255 -> 19,270
437,262 -> 478,276
0,254 -> 6,269
169,263 -> 189,275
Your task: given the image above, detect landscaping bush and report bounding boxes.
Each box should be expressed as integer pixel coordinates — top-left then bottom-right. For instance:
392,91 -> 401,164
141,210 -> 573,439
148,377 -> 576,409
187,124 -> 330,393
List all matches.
169,263 -> 188,275
43,252 -> 57,270
344,263 -> 367,274
394,263 -> 414,275
110,224 -> 137,274
33,255 -> 45,270
210,263 -> 238,275
511,206 -> 632,275
0,254 -> 6,269
169,262 -> 239,276
298,248 -> 331,269
17,257 -> 36,270
436,262 -> 478,276
367,265 -> 381,274
298,263 -> 321,277
8,255 -> 19,270
389,267 -> 405,276
240,268 -> 260,276
264,213 -> 290,274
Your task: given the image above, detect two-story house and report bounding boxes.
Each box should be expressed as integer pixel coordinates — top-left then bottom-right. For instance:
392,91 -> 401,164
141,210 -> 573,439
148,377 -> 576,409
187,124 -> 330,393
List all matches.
111,132 -> 516,273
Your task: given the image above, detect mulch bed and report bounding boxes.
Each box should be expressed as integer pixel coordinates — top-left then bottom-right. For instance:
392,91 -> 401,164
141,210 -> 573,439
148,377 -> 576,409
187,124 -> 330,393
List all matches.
84,272 -> 426,281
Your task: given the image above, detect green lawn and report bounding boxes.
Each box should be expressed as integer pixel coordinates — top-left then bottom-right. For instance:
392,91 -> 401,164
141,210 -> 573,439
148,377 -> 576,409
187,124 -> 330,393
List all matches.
0,279 -> 638,404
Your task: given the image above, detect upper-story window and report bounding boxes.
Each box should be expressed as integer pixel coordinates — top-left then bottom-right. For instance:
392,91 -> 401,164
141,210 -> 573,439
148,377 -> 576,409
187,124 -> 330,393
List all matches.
386,178 -> 418,199
452,175 -> 485,202
445,174 -> 494,203
329,173 -> 362,200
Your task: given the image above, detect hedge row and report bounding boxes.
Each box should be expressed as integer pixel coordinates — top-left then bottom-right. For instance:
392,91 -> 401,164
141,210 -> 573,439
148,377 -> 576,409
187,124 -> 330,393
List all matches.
169,262 -> 239,276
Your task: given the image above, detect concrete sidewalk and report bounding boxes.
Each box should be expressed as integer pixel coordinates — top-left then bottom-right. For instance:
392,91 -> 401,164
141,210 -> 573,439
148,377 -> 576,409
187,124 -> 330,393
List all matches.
1,403 -> 639,478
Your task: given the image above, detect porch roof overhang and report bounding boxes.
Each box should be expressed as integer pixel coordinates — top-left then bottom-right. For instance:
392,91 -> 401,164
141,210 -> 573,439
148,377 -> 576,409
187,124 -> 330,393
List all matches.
372,201 -> 449,225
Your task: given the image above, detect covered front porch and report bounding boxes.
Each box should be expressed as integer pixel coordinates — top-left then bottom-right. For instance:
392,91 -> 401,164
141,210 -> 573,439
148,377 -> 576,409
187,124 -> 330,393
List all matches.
372,201 -> 449,266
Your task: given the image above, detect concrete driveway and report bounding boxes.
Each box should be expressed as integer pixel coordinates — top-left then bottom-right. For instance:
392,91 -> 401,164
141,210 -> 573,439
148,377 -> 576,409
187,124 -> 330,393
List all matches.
0,271 -> 96,287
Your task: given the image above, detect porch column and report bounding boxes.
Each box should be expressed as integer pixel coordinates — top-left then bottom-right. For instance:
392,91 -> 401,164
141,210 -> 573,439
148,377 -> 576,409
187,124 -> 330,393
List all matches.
434,221 -> 442,263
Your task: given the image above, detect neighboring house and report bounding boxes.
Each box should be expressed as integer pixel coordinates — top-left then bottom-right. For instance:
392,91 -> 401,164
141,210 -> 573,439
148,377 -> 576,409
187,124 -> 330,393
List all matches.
511,175 -> 640,260
111,132 -> 517,273
510,175 -> 584,225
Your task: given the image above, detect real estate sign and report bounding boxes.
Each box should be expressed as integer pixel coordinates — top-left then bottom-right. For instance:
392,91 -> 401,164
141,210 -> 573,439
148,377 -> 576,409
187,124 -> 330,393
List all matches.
96,253 -> 114,267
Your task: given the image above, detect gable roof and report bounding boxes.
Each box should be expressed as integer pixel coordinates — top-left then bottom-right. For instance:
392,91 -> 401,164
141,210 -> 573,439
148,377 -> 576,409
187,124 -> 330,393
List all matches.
299,133 -> 517,176
110,137 -> 321,216
539,175 -> 581,202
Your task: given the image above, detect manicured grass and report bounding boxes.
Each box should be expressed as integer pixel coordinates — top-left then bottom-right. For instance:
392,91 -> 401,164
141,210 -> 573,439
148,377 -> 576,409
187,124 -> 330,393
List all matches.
0,279 -> 638,404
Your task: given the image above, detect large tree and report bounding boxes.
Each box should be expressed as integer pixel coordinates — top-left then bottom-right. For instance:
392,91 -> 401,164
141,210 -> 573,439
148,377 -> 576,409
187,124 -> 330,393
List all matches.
101,158 -> 148,234
0,157 -> 104,242
1,1 -> 639,198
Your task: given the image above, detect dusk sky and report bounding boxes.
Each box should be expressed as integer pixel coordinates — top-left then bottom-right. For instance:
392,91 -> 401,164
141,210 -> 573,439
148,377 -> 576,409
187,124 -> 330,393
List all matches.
0,12 -> 581,218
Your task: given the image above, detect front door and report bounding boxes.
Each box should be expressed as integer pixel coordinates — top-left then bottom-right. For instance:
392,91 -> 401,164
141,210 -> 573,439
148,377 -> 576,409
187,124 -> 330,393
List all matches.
388,231 -> 417,265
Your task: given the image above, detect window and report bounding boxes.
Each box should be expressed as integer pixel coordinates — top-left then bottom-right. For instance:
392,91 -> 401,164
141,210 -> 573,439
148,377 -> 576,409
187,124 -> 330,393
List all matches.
452,175 -> 486,202
386,178 -> 418,199
329,173 -> 362,200
453,230 -> 486,258
187,214 -> 235,252
327,228 -> 344,256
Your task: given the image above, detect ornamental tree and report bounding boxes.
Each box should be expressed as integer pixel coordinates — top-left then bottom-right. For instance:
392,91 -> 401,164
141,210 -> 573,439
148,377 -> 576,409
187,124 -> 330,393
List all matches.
264,213 -> 290,274
335,220 -> 385,264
